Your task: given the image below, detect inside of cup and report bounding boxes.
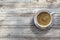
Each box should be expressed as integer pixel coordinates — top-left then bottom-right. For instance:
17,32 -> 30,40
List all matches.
37,11 -> 52,27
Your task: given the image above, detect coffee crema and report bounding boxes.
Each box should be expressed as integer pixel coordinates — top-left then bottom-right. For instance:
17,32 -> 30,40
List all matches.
37,12 -> 51,26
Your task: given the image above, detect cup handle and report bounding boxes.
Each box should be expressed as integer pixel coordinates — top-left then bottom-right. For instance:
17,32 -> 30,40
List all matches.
51,12 -> 55,16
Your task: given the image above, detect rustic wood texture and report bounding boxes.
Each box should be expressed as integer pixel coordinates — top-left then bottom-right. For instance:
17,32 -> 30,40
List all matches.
0,0 -> 60,40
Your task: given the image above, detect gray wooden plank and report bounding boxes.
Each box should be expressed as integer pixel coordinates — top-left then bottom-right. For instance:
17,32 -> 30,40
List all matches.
0,8 -> 60,13
0,9 -> 60,13
0,0 -> 60,8
0,26 -> 60,38
0,0 -> 48,8
0,25 -> 60,28
0,38 -> 60,40
0,17 -> 33,26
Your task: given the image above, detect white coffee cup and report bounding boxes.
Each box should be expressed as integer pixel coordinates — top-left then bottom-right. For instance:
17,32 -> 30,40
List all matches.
34,10 -> 55,30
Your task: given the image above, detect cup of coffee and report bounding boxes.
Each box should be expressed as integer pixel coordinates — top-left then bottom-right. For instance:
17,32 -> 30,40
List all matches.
34,10 -> 55,30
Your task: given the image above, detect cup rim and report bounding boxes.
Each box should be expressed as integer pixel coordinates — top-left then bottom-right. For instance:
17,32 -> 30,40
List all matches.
34,10 -> 52,28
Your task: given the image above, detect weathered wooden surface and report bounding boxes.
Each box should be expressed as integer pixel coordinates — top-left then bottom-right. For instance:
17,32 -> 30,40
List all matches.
0,0 -> 60,8
0,0 -> 60,40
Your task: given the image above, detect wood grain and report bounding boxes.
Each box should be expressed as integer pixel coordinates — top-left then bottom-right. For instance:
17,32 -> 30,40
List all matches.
0,0 -> 60,40
0,11 -> 60,40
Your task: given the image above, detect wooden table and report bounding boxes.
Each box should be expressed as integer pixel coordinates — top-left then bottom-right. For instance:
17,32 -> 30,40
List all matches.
0,0 -> 60,40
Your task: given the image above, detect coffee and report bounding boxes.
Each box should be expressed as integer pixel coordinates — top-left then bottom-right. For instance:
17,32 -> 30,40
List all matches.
37,12 -> 51,26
